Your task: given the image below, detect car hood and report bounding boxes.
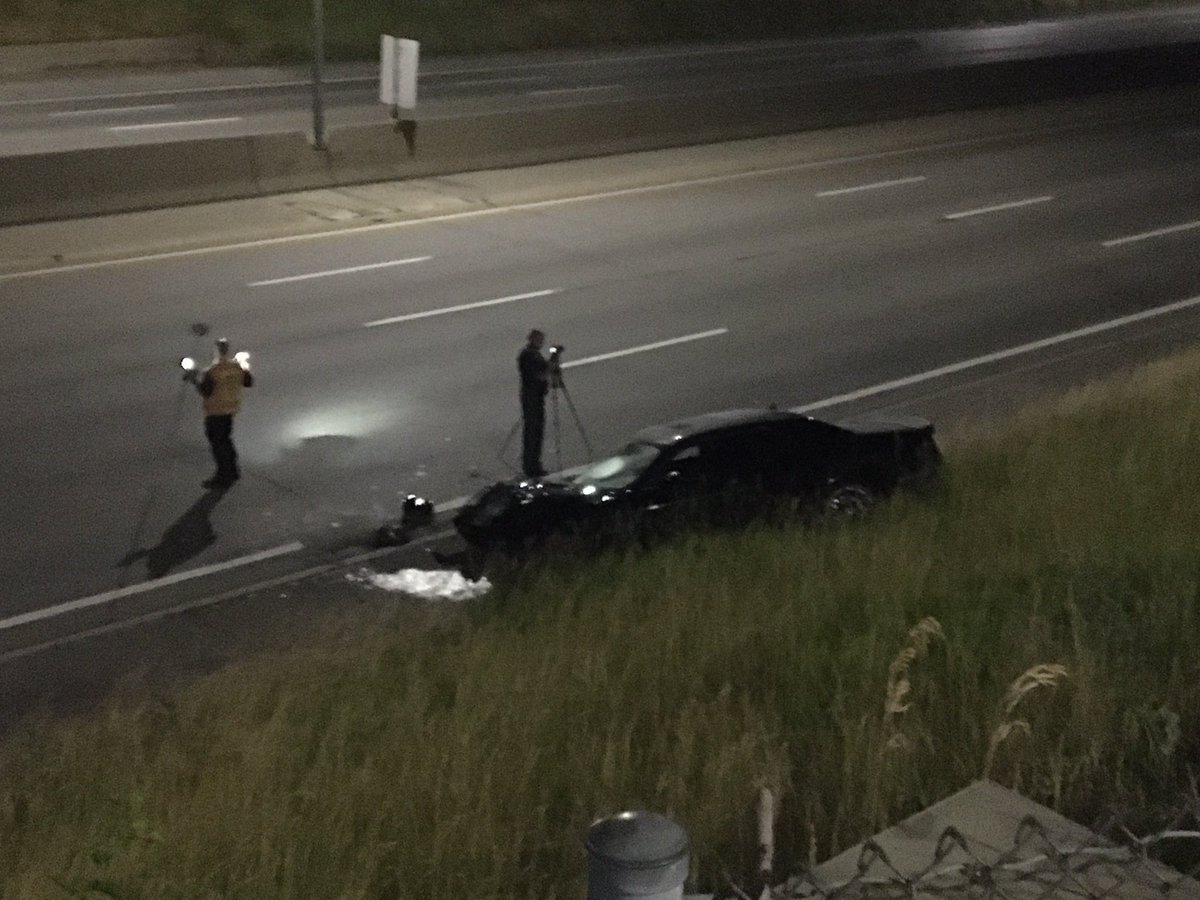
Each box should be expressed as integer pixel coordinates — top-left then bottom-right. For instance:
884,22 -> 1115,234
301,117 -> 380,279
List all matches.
455,477 -> 611,526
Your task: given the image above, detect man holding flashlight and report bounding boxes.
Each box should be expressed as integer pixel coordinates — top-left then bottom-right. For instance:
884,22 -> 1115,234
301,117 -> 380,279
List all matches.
184,337 -> 253,489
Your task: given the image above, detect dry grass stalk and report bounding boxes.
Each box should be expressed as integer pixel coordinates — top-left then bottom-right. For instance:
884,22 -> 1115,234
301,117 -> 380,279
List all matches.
983,663 -> 1069,779
867,617 -> 945,830
883,618 -> 945,720
1001,664 -> 1070,716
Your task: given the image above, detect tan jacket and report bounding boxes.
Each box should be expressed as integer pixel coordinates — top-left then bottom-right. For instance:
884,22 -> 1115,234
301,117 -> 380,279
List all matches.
200,358 -> 252,416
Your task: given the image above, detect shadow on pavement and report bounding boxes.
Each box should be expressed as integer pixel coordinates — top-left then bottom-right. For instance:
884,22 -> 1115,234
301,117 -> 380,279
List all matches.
118,486 -> 229,579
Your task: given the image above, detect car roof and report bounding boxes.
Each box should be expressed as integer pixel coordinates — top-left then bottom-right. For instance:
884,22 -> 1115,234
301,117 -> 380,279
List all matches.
632,408 -> 812,447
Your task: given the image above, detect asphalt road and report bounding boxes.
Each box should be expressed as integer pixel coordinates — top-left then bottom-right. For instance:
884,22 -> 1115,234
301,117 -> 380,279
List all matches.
2,6 -> 1200,155
0,83 -> 1199,656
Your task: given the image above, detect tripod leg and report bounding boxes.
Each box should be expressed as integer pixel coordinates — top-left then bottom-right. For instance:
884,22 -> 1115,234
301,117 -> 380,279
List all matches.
551,388 -> 563,472
497,417 -> 522,466
557,383 -> 595,459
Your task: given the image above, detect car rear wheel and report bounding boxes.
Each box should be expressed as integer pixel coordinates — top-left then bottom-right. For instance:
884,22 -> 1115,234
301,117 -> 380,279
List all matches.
823,483 -> 875,518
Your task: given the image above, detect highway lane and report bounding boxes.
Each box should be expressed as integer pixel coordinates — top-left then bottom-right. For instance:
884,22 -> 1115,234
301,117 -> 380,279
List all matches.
1,89 -> 1199,626
2,6 -> 1200,154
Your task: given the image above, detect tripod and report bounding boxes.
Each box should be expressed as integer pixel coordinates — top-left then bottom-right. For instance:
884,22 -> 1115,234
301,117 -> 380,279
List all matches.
498,369 -> 594,475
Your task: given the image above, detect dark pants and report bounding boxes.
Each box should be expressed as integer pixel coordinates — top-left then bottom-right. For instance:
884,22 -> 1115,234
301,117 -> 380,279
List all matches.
204,414 -> 239,481
521,393 -> 546,477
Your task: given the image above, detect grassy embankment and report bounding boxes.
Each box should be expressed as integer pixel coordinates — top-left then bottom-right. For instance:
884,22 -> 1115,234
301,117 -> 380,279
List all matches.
2,346 -> 1199,899
0,0 -> 1189,62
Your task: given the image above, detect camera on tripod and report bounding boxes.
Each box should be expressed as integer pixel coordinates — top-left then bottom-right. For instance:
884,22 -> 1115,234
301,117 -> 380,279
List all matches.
548,345 -> 564,384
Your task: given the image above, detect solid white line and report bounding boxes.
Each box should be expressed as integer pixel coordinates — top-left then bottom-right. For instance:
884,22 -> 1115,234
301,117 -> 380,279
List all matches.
50,103 -> 177,118
455,76 -> 546,86
793,293 -> 1200,414
0,124 -> 1116,282
815,175 -> 926,197
250,256 -> 431,286
0,45 -> 803,110
0,77 -> 365,109
529,84 -> 621,96
562,328 -> 729,369
0,526 -> 477,661
943,195 -> 1054,220
364,288 -> 559,327
108,116 -> 242,132
0,41 -> 905,110
1102,220 -> 1200,248
0,541 -> 305,633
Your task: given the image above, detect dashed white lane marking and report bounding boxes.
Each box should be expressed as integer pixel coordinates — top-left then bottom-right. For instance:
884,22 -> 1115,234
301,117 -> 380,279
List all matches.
22,291 -> 1195,638
0,541 -> 304,633
529,84 -> 621,96
0,125 -> 1114,281
439,293 -> 1200,509
1102,219 -> 1200,248
364,288 -> 559,327
435,329 -> 729,509
793,292 -> 1200,413
50,103 -> 177,118
815,175 -> 926,197
250,256 -> 431,286
562,328 -> 729,369
943,195 -> 1054,220
108,116 -> 242,132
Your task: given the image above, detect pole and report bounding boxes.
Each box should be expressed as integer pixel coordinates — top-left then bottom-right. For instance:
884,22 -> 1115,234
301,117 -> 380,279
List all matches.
310,0 -> 327,150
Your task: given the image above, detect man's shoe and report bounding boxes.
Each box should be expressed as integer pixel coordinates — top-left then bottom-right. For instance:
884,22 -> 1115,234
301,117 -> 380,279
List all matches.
203,475 -> 234,490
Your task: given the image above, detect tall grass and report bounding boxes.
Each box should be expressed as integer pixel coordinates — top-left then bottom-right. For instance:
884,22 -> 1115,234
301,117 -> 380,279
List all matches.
1,0 -> 1188,61
3,347 -> 1200,898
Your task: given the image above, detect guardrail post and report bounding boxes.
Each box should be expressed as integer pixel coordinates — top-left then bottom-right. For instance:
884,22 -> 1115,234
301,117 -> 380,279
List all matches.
586,810 -> 689,900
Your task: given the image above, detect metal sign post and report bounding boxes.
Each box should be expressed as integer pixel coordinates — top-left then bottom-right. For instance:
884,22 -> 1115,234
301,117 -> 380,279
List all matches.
310,0 -> 327,149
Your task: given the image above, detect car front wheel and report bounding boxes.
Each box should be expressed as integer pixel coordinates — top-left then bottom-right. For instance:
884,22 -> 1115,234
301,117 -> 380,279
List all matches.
823,483 -> 875,519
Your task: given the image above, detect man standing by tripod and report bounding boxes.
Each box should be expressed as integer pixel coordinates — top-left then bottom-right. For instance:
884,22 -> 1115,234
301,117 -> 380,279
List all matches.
518,328 -> 550,478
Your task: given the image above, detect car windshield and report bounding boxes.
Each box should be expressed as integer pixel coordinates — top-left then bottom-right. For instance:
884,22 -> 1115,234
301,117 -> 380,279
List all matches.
567,441 -> 661,490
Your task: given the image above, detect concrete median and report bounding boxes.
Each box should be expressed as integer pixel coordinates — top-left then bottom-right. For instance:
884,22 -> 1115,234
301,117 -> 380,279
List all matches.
2,41 -> 1198,226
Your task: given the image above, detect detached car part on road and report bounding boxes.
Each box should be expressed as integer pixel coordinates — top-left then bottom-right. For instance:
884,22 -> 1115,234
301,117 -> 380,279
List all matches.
452,407 -> 941,551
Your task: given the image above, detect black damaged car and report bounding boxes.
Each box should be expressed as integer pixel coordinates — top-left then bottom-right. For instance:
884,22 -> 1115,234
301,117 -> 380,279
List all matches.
453,407 -> 941,551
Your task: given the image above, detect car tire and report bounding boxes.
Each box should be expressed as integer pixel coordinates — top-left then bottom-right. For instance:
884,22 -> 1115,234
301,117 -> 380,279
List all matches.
823,483 -> 876,519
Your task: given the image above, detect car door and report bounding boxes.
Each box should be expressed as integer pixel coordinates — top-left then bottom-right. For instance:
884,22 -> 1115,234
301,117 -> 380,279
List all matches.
775,418 -> 846,496
639,441 -> 706,512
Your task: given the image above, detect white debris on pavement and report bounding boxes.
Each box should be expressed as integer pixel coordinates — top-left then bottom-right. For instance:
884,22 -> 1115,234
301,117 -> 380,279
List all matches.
348,567 -> 492,601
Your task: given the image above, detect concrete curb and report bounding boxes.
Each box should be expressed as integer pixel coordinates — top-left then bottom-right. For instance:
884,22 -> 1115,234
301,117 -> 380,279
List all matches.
3,41 -> 1199,226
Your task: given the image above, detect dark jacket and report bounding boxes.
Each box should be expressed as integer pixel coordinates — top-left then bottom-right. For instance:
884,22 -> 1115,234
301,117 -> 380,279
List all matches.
518,346 -> 548,401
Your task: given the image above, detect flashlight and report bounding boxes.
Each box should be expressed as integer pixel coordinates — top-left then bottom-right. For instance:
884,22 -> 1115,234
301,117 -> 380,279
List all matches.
234,351 -> 250,369
180,357 -> 196,371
